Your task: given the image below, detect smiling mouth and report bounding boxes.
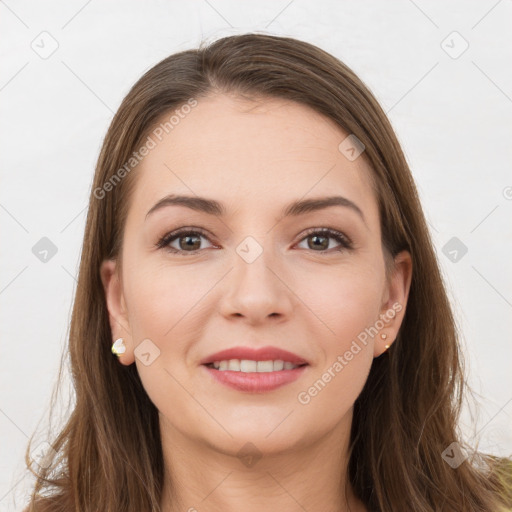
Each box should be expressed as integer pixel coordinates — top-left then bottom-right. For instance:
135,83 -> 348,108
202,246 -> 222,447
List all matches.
202,359 -> 309,392
203,359 -> 309,372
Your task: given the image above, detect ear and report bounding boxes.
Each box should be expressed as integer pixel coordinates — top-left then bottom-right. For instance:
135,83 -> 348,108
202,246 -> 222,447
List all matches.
373,250 -> 413,357
100,259 -> 135,365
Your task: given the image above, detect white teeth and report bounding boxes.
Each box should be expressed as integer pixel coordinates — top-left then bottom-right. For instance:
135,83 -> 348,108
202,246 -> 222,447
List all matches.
273,359 -> 284,371
210,359 -> 301,372
240,360 -> 257,372
257,360 -> 274,372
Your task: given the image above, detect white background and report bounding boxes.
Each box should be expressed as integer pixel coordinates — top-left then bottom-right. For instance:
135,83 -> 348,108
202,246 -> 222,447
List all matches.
1,1 -> 511,510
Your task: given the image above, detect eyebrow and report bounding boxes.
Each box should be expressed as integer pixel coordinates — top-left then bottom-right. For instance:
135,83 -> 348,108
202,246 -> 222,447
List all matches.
145,194 -> 367,225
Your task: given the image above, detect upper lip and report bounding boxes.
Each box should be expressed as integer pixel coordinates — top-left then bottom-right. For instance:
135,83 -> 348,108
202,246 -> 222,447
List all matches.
200,346 -> 309,365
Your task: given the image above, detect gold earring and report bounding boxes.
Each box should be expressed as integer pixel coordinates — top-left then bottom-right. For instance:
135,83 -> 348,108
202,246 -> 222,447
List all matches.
111,338 -> 126,356
381,333 -> 390,350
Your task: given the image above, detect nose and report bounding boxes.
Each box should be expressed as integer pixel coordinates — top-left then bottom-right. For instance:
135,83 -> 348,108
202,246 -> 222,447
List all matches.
218,244 -> 294,325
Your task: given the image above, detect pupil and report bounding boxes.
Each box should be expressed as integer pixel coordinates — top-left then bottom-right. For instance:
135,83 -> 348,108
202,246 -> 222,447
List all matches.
178,234 -> 329,251
309,235 -> 328,250
182,235 -> 200,250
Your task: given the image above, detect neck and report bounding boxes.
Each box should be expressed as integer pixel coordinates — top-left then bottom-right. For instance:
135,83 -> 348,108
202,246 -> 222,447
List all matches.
159,412 -> 366,512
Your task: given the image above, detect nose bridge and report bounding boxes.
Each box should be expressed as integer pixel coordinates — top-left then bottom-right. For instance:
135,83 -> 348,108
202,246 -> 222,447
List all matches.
233,232 -> 280,294
219,231 -> 293,321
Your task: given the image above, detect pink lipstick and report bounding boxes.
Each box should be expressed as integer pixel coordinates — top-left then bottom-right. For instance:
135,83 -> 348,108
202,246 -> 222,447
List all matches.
200,345 -> 309,393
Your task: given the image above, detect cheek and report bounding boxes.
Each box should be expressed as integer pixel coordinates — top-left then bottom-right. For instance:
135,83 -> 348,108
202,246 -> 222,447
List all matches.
297,261 -> 384,346
124,258 -> 208,340
123,263 -> 207,418
296,344 -> 373,422
293,266 -> 380,415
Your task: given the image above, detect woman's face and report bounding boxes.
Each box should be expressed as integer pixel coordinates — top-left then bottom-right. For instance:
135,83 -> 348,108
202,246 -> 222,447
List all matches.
102,93 -> 411,455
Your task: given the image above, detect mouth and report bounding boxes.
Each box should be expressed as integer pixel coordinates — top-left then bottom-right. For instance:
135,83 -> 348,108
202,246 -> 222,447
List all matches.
204,359 -> 308,372
200,345 -> 309,367
201,359 -> 309,393
200,345 -> 309,392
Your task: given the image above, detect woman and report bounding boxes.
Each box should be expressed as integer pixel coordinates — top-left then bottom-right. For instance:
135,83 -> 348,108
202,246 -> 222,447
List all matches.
23,33 -> 512,511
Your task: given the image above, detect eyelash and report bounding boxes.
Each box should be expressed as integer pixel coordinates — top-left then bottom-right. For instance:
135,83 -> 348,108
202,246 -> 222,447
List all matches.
155,227 -> 354,256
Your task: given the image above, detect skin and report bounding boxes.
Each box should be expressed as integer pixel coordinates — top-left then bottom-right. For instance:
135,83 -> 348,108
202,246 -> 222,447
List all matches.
101,93 -> 412,512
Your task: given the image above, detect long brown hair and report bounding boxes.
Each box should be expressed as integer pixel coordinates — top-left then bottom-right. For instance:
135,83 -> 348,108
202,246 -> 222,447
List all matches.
22,32 -> 512,512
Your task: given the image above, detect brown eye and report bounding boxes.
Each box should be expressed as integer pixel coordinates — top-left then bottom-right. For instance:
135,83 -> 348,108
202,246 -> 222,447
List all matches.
175,233 -> 203,251
297,228 -> 353,253
156,229 -> 213,254
307,234 -> 329,250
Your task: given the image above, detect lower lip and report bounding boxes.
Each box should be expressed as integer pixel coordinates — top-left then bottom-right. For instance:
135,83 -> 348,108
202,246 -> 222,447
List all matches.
202,365 -> 308,392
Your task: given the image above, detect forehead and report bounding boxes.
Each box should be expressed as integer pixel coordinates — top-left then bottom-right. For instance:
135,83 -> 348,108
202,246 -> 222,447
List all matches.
129,93 -> 378,224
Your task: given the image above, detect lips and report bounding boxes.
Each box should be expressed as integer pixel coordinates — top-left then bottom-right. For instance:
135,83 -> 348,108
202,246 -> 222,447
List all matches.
200,346 -> 308,366
203,363 -> 308,392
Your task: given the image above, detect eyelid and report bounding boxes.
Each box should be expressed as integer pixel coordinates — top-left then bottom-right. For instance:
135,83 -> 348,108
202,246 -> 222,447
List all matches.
155,226 -> 354,254
155,226 -> 213,251
298,226 -> 354,248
